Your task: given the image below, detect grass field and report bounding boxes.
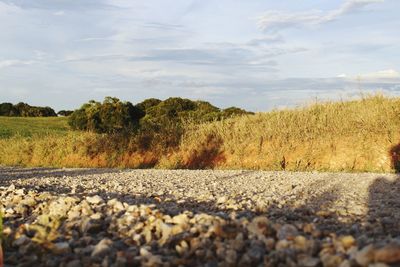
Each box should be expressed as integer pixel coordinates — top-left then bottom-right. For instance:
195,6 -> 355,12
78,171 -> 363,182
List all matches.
1,95 -> 400,172
0,116 -> 69,138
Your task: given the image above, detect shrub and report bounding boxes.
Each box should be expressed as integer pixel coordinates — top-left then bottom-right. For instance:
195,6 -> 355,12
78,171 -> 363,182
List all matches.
57,110 -> 73,116
0,102 -> 57,117
68,97 -> 144,134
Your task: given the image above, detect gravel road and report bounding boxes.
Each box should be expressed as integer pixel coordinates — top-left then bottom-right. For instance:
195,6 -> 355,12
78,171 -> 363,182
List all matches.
1,167 -> 400,266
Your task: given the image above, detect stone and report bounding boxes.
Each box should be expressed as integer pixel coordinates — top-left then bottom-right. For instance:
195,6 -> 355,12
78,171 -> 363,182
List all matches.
13,235 -> 30,247
297,255 -> 320,267
294,235 -> 309,251
217,196 -> 227,204
247,216 -> 270,238
7,184 -> 15,191
66,260 -> 82,267
21,197 -> 36,206
339,235 -> 356,250
91,238 -> 112,258
355,245 -> 375,266
52,242 -> 71,255
320,254 -> 343,267
277,224 -> 299,240
225,249 -> 237,264
86,195 -> 104,205
171,214 -> 189,226
368,264 -> 389,267
374,243 -> 400,264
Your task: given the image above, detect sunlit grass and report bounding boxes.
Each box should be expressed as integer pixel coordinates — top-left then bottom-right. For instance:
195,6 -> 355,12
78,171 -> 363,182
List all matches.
1,95 -> 400,172
173,94 -> 400,172
0,116 -> 69,138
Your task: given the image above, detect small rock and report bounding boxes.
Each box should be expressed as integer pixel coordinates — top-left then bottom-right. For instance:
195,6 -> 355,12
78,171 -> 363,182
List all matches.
340,235 -> 356,250
7,184 -> 16,191
320,254 -> 343,267
225,249 -> 237,264
217,196 -> 227,204
374,243 -> 400,264
294,235 -> 309,251
52,242 -> 71,255
297,255 -> 320,267
66,260 -> 82,267
86,195 -> 104,205
91,238 -> 112,258
247,216 -> 270,238
355,244 -> 375,266
277,224 -> 299,240
369,264 -> 390,267
21,197 -> 36,206
171,214 -> 189,226
13,235 -> 30,246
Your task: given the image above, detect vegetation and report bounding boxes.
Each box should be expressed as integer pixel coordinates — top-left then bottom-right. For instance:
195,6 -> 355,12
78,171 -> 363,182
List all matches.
68,97 -> 253,134
68,97 -> 144,134
173,94 -> 400,172
1,95 -> 400,172
57,110 -> 73,117
0,102 -> 57,117
0,116 -> 68,138
0,210 -> 2,267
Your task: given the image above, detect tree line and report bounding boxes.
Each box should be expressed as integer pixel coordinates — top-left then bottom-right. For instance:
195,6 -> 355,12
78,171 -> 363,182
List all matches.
68,97 -> 253,134
0,102 -> 58,117
0,97 -> 252,136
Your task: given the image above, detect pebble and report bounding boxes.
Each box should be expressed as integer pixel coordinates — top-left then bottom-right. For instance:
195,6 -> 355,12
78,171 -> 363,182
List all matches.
2,168 -> 400,266
91,238 -> 112,257
52,242 -> 71,255
277,224 -> 299,240
86,195 -> 104,205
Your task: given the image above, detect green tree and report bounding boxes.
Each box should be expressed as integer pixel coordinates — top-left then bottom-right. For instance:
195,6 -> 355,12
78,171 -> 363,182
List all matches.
57,110 -> 74,116
68,97 -> 144,133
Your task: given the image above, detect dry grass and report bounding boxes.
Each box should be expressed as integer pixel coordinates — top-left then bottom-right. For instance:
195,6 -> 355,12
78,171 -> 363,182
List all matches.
171,95 -> 400,172
1,95 -> 400,172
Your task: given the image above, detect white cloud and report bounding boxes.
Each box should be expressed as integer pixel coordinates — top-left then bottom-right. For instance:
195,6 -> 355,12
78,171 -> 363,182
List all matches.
361,69 -> 400,79
0,59 -> 34,69
336,69 -> 400,84
53,10 -> 65,16
247,35 -> 284,46
258,0 -> 384,31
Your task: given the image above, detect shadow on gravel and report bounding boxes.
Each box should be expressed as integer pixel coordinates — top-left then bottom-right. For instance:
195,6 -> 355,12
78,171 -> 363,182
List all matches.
3,168 -> 400,266
0,167 -> 126,185
216,170 -> 256,180
366,176 -> 400,238
3,169 -> 400,239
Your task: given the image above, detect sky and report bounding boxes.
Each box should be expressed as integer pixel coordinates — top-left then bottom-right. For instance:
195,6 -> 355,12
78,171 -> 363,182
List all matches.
0,0 -> 399,111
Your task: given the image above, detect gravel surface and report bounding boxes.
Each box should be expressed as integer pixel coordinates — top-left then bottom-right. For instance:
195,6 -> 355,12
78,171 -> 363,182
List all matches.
1,167 -> 400,266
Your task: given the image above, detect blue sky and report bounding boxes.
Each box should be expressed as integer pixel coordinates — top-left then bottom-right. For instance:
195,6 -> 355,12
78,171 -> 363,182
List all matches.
0,0 -> 399,111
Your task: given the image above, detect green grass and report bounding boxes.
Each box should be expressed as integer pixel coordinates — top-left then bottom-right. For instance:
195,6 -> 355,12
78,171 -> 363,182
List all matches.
1,95 -> 400,172
0,116 -> 69,139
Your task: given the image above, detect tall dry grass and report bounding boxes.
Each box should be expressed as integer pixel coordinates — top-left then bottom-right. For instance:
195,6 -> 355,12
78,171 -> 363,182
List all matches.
169,95 -> 400,172
0,132 -> 160,168
1,95 -> 400,172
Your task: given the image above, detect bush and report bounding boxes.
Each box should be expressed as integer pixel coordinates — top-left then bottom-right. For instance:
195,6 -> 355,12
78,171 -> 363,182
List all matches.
222,107 -> 254,118
57,110 -> 73,116
68,97 -> 144,134
0,102 -> 57,117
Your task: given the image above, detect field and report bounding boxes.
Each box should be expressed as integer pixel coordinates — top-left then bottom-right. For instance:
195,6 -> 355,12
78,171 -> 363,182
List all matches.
1,95 -> 400,172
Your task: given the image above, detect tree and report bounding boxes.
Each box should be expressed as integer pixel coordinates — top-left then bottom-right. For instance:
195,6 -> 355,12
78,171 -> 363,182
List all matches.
222,107 -> 254,118
68,97 -> 144,133
0,103 -> 16,116
135,98 -> 162,113
0,102 -> 56,117
57,110 -> 74,116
